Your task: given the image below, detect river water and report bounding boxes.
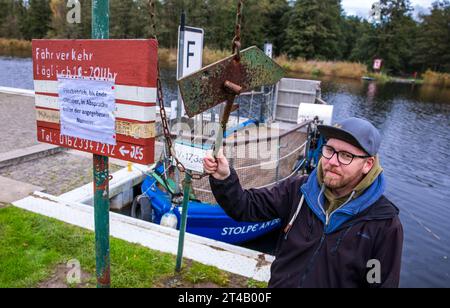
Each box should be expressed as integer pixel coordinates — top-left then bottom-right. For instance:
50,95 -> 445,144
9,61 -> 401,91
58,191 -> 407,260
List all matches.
1,56 -> 449,288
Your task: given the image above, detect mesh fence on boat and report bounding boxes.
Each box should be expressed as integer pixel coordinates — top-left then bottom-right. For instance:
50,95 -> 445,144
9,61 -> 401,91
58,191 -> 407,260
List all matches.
174,121 -> 310,205
153,87 -> 312,205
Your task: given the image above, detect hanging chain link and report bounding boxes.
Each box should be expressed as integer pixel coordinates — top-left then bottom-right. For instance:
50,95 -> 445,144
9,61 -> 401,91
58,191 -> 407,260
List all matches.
231,0 -> 244,61
148,0 -> 244,180
149,0 -> 206,180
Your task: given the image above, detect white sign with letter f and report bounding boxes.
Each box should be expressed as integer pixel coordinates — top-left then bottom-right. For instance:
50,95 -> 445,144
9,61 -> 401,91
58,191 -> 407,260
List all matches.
178,26 -> 204,77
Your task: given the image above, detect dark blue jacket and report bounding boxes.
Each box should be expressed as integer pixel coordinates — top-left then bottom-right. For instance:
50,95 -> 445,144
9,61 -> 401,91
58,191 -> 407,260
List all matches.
210,168 -> 403,288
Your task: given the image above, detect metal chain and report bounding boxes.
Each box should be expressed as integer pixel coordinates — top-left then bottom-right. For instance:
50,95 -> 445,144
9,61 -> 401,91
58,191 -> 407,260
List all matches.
149,0 -> 158,41
148,0 -> 206,180
232,0 -> 244,61
148,0 -> 244,180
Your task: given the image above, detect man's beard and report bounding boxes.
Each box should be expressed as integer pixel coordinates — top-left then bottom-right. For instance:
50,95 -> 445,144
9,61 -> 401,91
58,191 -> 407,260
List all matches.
323,168 -> 358,190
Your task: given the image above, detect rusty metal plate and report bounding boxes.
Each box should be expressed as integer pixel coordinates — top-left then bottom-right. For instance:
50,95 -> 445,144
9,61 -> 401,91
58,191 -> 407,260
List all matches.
178,46 -> 285,118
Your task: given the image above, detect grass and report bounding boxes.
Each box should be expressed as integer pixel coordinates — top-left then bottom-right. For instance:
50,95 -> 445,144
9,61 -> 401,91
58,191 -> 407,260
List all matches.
422,70 -> 450,88
366,72 -> 392,83
12,37 -> 449,86
0,205 -> 266,288
183,261 -> 230,287
0,38 -> 367,79
0,37 -> 231,69
275,54 -> 368,80
0,38 -> 32,58
158,47 -> 230,68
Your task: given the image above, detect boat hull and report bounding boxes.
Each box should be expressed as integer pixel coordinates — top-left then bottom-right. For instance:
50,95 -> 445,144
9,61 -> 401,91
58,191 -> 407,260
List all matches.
141,176 -> 281,244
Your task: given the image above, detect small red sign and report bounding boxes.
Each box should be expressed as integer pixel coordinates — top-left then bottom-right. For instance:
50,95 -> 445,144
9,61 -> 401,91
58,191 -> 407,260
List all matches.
373,59 -> 383,71
32,39 -> 158,164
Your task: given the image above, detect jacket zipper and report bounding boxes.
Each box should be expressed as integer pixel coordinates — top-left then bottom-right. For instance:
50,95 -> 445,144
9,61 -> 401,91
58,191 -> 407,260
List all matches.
299,232 -> 326,288
298,189 -> 356,286
299,194 -> 352,287
324,192 -> 356,229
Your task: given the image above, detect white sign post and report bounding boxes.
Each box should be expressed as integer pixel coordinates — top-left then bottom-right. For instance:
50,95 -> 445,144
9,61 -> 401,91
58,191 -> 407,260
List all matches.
178,26 -> 204,77
264,43 -> 273,59
175,25 -> 206,172
175,26 -> 204,120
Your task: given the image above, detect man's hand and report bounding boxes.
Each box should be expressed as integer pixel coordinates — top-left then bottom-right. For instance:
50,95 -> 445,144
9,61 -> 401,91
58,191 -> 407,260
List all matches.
203,149 -> 231,181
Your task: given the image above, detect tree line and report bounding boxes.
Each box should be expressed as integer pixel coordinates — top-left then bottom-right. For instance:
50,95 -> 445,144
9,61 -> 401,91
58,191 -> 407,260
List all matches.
0,0 -> 449,74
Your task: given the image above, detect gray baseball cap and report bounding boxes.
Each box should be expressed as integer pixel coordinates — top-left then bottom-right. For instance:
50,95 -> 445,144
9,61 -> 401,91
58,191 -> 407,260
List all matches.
317,117 -> 381,156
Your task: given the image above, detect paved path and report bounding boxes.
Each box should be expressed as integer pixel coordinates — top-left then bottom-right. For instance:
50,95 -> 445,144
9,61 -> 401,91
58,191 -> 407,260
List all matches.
0,175 -> 43,203
0,93 -> 38,154
0,91 -> 164,197
0,152 -> 122,196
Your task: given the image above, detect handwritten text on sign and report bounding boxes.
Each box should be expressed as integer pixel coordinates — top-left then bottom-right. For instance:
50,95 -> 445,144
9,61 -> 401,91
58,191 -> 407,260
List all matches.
173,143 -> 208,173
59,77 -> 116,145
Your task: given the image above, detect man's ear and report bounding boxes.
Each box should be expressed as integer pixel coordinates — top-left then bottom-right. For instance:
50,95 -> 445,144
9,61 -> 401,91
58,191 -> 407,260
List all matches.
363,157 -> 375,175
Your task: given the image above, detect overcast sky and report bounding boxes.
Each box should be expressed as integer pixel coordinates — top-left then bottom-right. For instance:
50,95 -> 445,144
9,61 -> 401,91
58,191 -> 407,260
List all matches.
341,0 -> 434,18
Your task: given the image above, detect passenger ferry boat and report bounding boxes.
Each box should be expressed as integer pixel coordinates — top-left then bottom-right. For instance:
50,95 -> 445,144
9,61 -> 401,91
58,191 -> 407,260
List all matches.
131,78 -> 333,244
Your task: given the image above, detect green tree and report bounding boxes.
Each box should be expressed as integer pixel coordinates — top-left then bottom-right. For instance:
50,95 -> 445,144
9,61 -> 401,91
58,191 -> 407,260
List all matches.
376,0 -> 418,74
284,0 -> 343,60
158,0 -> 184,48
340,15 -> 366,60
203,0 -> 235,50
22,0 -> 53,40
110,0 -> 136,38
262,0 -> 291,56
413,1 -> 450,72
0,0 -> 12,37
0,0 -> 27,39
349,20 -> 378,65
48,0 -> 91,39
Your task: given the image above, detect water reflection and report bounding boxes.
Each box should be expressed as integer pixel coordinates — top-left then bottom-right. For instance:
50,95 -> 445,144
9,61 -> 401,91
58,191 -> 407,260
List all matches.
1,56 -> 450,287
321,78 -> 450,288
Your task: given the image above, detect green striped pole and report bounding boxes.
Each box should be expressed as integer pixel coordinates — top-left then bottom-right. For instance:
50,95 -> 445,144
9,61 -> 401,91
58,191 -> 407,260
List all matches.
175,173 -> 192,272
92,0 -> 110,288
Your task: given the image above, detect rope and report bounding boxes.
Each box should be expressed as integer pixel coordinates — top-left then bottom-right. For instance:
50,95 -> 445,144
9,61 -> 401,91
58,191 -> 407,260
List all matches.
234,141 -> 307,171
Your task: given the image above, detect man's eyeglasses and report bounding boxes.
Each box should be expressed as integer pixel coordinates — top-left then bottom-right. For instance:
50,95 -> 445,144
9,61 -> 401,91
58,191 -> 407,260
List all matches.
321,145 -> 371,166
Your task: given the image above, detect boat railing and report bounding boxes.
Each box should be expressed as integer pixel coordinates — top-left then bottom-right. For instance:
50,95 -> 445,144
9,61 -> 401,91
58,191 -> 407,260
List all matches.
179,120 -> 312,204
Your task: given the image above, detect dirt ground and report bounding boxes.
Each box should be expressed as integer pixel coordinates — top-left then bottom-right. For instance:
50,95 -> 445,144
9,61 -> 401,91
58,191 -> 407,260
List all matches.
154,259 -> 251,289
38,264 -> 94,288
37,259 -> 257,288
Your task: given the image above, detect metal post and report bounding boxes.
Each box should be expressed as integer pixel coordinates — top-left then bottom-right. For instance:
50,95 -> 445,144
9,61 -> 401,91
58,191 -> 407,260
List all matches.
175,173 -> 192,272
177,11 -> 186,120
275,142 -> 281,184
260,87 -> 267,123
92,0 -> 110,288
174,11 -> 186,194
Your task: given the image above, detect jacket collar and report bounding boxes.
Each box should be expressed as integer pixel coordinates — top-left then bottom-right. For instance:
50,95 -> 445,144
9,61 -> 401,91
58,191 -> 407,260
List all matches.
300,168 -> 388,234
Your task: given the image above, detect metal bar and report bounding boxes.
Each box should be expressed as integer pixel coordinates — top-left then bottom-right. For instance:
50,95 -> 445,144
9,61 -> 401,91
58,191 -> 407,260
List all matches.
92,0 -> 110,289
239,91 -> 264,96
276,103 -> 301,108
174,11 -> 186,194
176,11 -> 186,119
278,88 -> 317,95
175,172 -> 192,272
176,13 -> 193,269
178,119 -> 313,147
213,100 -> 235,157
316,97 -> 328,105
